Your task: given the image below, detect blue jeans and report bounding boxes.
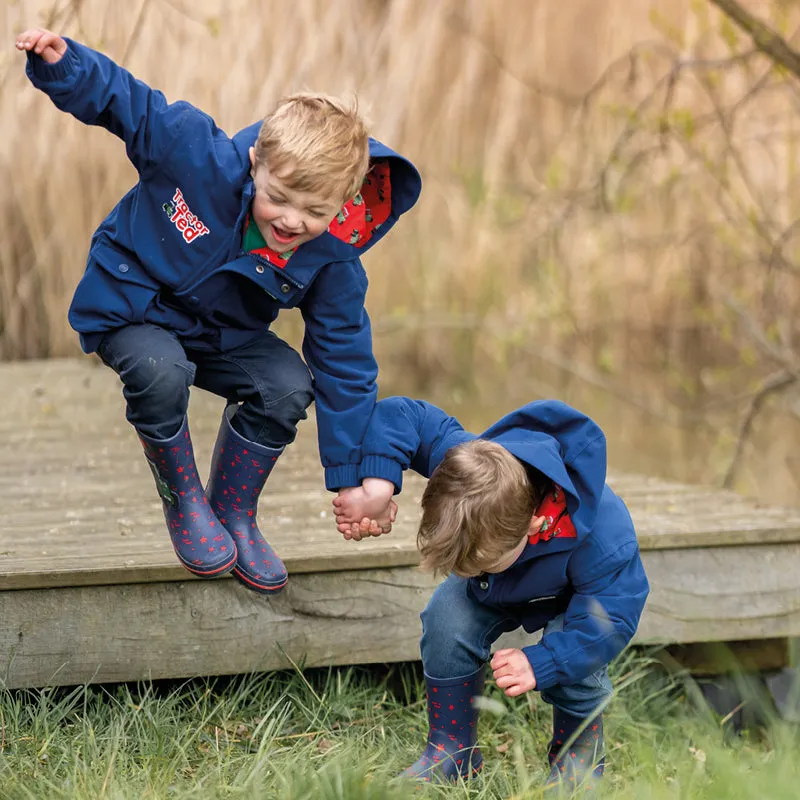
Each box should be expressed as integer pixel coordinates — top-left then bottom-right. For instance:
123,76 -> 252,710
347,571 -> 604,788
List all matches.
420,575 -> 613,719
97,324 -> 314,446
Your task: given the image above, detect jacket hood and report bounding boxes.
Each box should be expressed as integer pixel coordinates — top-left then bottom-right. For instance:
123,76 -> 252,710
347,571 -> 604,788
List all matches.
231,123 -> 421,262
481,400 -> 607,541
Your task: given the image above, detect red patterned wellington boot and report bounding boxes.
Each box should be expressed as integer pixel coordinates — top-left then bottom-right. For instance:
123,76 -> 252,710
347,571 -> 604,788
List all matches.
139,416 -> 237,577
401,668 -> 485,783
206,406 -> 288,594
544,709 -> 604,797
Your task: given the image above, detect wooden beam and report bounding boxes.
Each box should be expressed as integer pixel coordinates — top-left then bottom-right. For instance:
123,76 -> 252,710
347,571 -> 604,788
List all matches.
4,359 -> 800,689
3,360 -> 800,592
4,540 -> 800,689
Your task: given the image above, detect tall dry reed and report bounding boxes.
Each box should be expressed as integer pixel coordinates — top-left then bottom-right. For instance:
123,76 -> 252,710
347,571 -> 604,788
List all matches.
0,0 -> 797,398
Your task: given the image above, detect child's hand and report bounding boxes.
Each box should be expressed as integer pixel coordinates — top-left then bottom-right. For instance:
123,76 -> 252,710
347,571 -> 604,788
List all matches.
490,648 -> 536,696
333,486 -> 369,536
340,515 -> 385,541
333,485 -> 397,540
15,28 -> 67,64
333,479 -> 397,540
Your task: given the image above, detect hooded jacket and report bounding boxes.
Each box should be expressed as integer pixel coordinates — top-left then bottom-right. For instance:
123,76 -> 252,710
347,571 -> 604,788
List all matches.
25,40 -> 421,490
357,397 -> 650,690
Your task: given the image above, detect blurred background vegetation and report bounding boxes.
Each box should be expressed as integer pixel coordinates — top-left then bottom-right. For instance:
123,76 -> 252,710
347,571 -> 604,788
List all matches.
1,0 -> 798,505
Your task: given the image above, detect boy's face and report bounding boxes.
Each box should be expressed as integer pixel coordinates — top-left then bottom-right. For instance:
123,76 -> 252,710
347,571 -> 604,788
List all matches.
249,147 -> 343,252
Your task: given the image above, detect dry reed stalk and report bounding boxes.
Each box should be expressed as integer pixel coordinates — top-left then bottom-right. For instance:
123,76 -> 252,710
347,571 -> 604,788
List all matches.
0,0 -> 797,379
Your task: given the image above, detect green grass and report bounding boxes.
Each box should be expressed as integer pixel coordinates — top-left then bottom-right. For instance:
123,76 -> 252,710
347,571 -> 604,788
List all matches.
1,649 -> 798,799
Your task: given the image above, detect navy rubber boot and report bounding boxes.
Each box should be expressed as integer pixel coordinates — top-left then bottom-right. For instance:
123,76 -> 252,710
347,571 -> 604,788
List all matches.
544,709 -> 604,796
402,668 -> 485,783
139,417 -> 237,577
206,406 -> 288,594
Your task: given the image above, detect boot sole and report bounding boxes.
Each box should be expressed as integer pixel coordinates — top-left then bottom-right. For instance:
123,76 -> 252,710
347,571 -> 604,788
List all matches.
175,549 -> 238,578
232,566 -> 288,594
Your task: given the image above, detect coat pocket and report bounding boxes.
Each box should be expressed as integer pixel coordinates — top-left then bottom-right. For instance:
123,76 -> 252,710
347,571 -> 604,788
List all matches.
68,244 -> 160,334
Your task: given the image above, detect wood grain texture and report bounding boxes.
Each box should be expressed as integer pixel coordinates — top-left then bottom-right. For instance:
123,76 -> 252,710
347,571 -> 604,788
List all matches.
637,544 -> 800,643
0,567 -> 529,688
4,541 -> 800,689
0,568 -> 437,688
3,359 -> 799,591
2,358 -> 800,689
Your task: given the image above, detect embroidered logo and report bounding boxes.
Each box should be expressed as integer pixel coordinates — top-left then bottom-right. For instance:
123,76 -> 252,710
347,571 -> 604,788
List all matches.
144,456 -> 178,509
162,188 -> 210,243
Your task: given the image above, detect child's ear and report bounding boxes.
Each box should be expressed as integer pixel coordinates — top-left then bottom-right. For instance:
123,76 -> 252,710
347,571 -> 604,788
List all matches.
528,514 -> 546,536
248,146 -> 257,176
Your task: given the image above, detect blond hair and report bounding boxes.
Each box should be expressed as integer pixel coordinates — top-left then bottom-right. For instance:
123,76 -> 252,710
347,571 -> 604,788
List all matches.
253,92 -> 370,202
418,440 -> 550,577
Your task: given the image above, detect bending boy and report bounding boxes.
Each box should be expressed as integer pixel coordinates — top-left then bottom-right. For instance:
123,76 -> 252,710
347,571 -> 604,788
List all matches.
335,397 -> 649,791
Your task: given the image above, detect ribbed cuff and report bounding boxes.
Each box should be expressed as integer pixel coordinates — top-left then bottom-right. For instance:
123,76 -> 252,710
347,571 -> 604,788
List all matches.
523,643 -> 561,691
26,37 -> 81,84
357,455 -> 403,494
324,463 -> 360,492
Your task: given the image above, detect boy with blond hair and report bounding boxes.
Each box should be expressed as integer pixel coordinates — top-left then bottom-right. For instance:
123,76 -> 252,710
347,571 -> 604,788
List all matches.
335,397 -> 649,792
17,28 -> 419,594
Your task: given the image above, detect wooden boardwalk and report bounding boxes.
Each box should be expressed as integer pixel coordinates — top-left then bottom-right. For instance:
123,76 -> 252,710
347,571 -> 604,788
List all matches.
2,358 -> 800,689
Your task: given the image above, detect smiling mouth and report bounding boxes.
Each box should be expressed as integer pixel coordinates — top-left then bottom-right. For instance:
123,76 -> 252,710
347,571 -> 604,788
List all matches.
271,225 -> 300,244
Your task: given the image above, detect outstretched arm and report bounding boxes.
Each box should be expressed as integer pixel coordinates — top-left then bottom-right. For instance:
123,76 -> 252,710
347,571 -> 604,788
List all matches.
331,397 -> 475,539
17,28 -> 194,174
354,396 -> 476,490
300,260 -> 378,492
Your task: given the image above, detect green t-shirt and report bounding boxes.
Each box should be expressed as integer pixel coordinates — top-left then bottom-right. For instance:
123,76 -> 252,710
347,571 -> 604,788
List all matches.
243,215 -> 267,252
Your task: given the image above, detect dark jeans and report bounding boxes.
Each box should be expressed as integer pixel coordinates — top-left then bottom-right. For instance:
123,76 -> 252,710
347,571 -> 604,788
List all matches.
97,324 -> 314,447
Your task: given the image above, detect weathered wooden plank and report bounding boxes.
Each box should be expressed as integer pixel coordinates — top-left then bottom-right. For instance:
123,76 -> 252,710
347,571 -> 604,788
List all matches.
4,541 -> 800,689
0,568 -> 531,689
3,358 -> 800,593
0,568 -> 438,688
5,513 -> 800,592
636,543 -> 800,643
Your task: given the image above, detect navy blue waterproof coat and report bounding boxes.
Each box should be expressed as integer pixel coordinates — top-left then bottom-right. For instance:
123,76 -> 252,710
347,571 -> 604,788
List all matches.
357,397 -> 650,690
25,40 -> 421,490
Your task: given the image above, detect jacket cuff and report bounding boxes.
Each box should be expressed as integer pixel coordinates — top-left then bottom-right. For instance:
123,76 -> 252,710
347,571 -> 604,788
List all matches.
26,37 -> 81,84
523,643 -> 561,691
357,456 -> 403,494
324,463 -> 360,492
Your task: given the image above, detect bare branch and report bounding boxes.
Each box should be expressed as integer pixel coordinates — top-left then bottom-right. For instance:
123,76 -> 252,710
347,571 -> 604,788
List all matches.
709,0 -> 800,80
597,50 -> 759,211
722,369 -> 798,488
726,299 -> 800,373
721,297 -> 799,488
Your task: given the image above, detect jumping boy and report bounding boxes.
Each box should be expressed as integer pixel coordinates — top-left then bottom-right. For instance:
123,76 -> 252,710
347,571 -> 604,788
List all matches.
334,397 -> 650,792
17,28 -> 418,594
